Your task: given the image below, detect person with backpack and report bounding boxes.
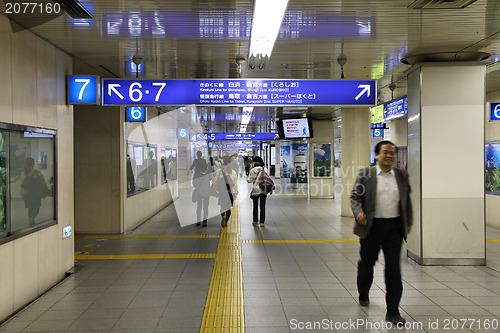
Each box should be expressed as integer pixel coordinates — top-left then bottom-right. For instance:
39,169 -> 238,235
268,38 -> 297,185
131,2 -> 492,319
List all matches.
247,156 -> 273,227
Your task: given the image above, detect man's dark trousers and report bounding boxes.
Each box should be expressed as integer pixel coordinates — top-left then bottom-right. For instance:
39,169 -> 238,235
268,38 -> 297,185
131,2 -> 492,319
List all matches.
357,217 -> 404,316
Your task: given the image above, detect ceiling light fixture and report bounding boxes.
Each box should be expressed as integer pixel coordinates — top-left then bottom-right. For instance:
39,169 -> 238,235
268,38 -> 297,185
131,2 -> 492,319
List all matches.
240,107 -> 254,133
337,40 -> 347,79
248,0 -> 289,70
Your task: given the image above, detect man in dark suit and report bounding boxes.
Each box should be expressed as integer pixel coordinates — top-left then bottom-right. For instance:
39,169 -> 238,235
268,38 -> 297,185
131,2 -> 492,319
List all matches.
350,140 -> 413,326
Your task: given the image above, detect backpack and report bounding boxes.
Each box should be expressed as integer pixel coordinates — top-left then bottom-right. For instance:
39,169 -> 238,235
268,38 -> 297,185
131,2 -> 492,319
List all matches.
257,168 -> 275,194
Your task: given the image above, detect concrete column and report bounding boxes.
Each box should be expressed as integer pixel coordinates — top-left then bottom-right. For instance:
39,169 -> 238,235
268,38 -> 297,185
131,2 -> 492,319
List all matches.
406,63 -> 485,265
340,107 -> 371,217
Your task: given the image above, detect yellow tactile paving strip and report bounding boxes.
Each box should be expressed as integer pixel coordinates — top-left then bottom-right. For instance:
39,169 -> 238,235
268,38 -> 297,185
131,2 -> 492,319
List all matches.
200,204 -> 244,333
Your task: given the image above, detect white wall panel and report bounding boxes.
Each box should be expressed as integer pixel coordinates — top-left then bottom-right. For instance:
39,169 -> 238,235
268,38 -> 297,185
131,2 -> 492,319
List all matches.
13,235 -> 39,310
36,39 -> 57,129
389,118 -> 408,148
421,65 -> 485,107
422,198 -> 484,258
421,105 -> 484,198
0,17 -> 13,123
11,30 -> 37,127
38,227 -> 62,293
485,195 -> 500,229
0,243 -> 14,321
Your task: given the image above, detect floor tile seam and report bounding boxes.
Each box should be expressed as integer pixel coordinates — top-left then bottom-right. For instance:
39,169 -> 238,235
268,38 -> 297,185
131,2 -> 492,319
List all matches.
74,253 -> 217,260
78,235 -> 221,239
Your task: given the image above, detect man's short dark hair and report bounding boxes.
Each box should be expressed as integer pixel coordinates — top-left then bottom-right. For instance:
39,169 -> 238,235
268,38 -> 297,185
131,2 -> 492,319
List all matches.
374,140 -> 397,155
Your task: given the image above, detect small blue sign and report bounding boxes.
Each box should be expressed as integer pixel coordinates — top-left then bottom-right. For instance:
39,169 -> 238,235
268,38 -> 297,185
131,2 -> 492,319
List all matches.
190,134 -> 197,142
102,79 -> 376,106
370,123 -> 386,129
373,129 -> 382,138
178,128 -> 188,138
126,107 -> 146,122
68,76 -> 99,104
384,96 -> 407,121
491,103 -> 500,120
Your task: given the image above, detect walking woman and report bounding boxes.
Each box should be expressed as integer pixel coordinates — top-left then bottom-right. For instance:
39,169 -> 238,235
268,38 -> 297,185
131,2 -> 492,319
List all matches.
247,156 -> 269,227
212,156 -> 238,227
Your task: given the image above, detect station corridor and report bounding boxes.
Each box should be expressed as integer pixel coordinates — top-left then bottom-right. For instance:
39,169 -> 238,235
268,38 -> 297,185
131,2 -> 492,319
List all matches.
1,179 -> 500,333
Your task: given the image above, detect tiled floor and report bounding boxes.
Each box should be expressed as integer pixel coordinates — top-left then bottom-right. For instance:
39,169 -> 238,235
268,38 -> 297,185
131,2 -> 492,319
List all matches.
1,178 -> 500,332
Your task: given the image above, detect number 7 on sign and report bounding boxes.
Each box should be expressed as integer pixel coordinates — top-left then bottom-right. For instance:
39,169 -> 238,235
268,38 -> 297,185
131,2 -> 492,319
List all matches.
152,82 -> 166,102
75,79 -> 90,100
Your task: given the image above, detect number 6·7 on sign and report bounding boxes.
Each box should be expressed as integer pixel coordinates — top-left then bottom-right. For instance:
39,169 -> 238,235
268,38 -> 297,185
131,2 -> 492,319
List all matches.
67,76 -> 100,105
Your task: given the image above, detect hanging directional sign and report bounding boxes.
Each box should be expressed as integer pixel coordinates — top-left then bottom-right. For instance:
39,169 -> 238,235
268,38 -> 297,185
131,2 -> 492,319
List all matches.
102,79 -> 376,106
68,76 -> 99,104
195,133 -> 280,141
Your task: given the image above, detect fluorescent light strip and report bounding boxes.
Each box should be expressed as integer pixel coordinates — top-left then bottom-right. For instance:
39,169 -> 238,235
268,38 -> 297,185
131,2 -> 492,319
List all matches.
249,0 -> 289,58
240,107 -> 253,133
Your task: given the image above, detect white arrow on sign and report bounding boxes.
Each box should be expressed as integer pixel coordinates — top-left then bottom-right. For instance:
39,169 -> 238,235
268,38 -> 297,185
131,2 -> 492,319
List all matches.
355,84 -> 371,101
108,84 -> 124,99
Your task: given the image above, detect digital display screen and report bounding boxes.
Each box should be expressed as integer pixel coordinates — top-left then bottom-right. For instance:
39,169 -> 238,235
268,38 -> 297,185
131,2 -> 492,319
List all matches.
282,118 -> 311,139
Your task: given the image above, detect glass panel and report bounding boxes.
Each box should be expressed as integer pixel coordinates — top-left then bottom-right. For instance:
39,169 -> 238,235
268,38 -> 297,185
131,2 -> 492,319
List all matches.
126,143 -> 136,195
0,130 -> 7,235
10,131 -> 55,230
169,149 -> 177,181
160,146 -> 169,185
126,142 -> 158,195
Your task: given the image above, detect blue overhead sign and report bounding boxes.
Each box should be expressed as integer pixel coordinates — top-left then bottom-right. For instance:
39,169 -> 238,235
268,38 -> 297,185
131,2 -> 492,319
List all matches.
491,103 -> 500,120
68,76 -> 99,104
195,133 -> 279,141
126,107 -> 146,122
384,96 -> 407,121
102,79 -> 376,106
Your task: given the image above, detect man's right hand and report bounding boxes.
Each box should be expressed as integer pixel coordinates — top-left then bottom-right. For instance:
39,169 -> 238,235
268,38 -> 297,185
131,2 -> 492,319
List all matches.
356,212 -> 367,225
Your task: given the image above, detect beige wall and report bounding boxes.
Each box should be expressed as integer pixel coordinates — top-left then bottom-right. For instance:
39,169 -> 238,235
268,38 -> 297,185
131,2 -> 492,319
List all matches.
74,106 -> 123,234
0,15 -> 74,322
340,107 -> 371,217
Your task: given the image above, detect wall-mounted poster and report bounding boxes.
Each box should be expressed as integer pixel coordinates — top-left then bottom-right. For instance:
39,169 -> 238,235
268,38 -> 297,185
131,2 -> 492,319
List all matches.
486,142 -> 500,195
280,143 -> 291,178
291,142 -> 308,183
313,143 -> 332,178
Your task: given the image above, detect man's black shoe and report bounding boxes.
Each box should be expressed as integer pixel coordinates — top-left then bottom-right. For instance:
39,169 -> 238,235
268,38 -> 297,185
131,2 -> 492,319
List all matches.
385,314 -> 406,326
358,297 -> 369,307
